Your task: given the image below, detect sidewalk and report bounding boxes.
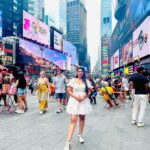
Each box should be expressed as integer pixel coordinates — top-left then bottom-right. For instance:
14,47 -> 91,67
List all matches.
0,95 -> 150,150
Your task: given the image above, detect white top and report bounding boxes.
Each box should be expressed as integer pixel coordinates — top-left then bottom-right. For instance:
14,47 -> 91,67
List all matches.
66,78 -> 92,115
53,75 -> 66,93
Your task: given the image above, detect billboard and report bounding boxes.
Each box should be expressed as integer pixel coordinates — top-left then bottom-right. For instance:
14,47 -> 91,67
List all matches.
114,49 -> 119,69
23,11 -> 50,46
50,27 -> 63,51
111,0 -> 150,54
110,55 -> 114,71
133,16 -> 150,60
18,39 -> 66,69
120,40 -> 133,66
0,11 -> 2,38
63,40 -> 78,65
101,35 -> 110,74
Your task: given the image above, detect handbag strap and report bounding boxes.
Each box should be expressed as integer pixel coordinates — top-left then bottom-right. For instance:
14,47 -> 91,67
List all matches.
104,86 -> 113,99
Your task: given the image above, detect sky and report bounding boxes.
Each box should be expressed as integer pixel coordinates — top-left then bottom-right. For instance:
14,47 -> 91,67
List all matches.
45,0 -> 100,70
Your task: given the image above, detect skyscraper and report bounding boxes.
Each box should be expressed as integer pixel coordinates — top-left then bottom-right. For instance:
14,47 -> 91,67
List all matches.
59,0 -> 67,38
66,0 -> 87,66
0,0 -> 28,37
28,0 -> 44,21
101,0 -> 112,75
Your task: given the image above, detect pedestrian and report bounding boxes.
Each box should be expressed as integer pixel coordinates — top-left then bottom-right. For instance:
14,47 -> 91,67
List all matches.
15,70 -> 27,114
122,74 -> 130,102
100,81 -> 119,108
64,67 -> 92,150
129,67 -> 150,127
53,69 -> 67,113
28,78 -> 34,95
37,71 -> 49,115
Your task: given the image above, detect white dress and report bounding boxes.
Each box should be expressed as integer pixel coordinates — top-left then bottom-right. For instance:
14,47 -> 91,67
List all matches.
66,78 -> 92,115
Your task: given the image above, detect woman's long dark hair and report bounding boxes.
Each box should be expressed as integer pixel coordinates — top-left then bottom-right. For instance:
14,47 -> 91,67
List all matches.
17,72 -> 26,89
76,67 -> 89,94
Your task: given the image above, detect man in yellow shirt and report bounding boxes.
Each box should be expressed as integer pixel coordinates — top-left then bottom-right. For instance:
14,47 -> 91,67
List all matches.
100,81 -> 119,107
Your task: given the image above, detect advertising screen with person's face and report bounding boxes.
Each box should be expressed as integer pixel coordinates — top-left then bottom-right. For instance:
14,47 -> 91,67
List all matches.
133,16 -> 150,60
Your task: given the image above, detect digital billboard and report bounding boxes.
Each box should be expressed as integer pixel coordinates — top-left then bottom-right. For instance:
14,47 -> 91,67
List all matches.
23,11 -> 50,46
50,27 -> 63,51
101,35 -> 110,74
63,40 -> 78,65
133,16 -> 150,60
18,39 -> 66,69
0,11 -> 2,38
111,0 -> 150,54
110,55 -> 114,71
120,40 -> 133,66
114,49 -> 119,69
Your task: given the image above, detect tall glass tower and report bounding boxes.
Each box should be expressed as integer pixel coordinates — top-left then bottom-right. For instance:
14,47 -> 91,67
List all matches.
59,0 -> 87,66
101,0 -> 112,75
28,0 -> 45,21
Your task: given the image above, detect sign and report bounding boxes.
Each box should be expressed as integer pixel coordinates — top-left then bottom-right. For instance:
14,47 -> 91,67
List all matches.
23,11 -> 50,46
120,40 -> 133,66
50,27 -> 63,51
133,16 -> 150,60
63,40 -> 78,65
54,30 -> 63,51
110,55 -> 114,71
18,39 -> 66,69
114,49 -> 119,69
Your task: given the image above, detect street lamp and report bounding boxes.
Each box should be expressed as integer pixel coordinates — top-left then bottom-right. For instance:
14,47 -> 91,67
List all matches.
40,46 -> 44,58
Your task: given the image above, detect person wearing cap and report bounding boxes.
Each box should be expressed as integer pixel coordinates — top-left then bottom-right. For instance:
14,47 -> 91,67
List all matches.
129,67 -> 149,127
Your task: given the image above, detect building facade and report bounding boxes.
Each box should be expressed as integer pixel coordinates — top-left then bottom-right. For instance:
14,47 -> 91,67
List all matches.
59,0 -> 67,38
101,0 -> 112,75
111,0 -> 150,75
28,0 -> 44,21
44,15 -> 56,28
0,0 -> 28,37
66,0 -> 87,67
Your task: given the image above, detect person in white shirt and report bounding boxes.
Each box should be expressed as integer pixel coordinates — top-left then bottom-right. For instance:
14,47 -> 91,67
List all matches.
53,69 -> 67,113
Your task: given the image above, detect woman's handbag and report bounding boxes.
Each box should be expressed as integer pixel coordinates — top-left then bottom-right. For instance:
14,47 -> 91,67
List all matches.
9,83 -> 17,95
2,84 -> 10,94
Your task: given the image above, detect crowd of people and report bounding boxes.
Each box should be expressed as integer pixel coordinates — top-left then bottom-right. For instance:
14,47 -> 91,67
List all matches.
0,66 -> 150,150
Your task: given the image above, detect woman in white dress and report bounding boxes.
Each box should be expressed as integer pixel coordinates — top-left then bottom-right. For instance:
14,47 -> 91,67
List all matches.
64,67 -> 92,150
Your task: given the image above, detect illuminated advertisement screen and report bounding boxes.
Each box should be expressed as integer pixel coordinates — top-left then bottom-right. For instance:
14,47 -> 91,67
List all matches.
63,40 -> 78,65
50,27 -> 63,51
133,16 -> 150,60
18,39 -> 66,69
0,11 -> 2,38
101,36 -> 110,74
23,11 -> 50,46
110,55 -> 114,71
114,49 -> 119,69
120,40 -> 133,66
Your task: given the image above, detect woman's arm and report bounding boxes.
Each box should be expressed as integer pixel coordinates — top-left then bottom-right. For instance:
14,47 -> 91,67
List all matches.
46,78 -> 50,93
15,80 -> 19,87
67,86 -> 81,102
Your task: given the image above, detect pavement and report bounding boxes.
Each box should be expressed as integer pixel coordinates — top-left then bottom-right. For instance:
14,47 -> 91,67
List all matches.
0,95 -> 150,150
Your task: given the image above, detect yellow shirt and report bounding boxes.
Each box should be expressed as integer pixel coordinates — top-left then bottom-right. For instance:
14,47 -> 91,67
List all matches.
99,86 -> 114,101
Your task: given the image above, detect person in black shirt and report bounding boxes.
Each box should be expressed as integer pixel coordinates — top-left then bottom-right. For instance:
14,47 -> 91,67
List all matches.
129,67 -> 149,127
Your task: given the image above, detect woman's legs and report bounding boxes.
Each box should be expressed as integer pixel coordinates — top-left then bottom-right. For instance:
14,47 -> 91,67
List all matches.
79,115 -> 85,136
17,96 -> 25,111
22,94 -> 27,109
67,115 -> 78,142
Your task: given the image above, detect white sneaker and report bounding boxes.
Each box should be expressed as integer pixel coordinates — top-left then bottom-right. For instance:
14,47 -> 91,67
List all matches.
137,122 -> 144,127
40,111 -> 44,115
15,110 -> 24,114
131,120 -> 136,125
64,141 -> 72,150
78,135 -> 84,143
56,109 -> 62,113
